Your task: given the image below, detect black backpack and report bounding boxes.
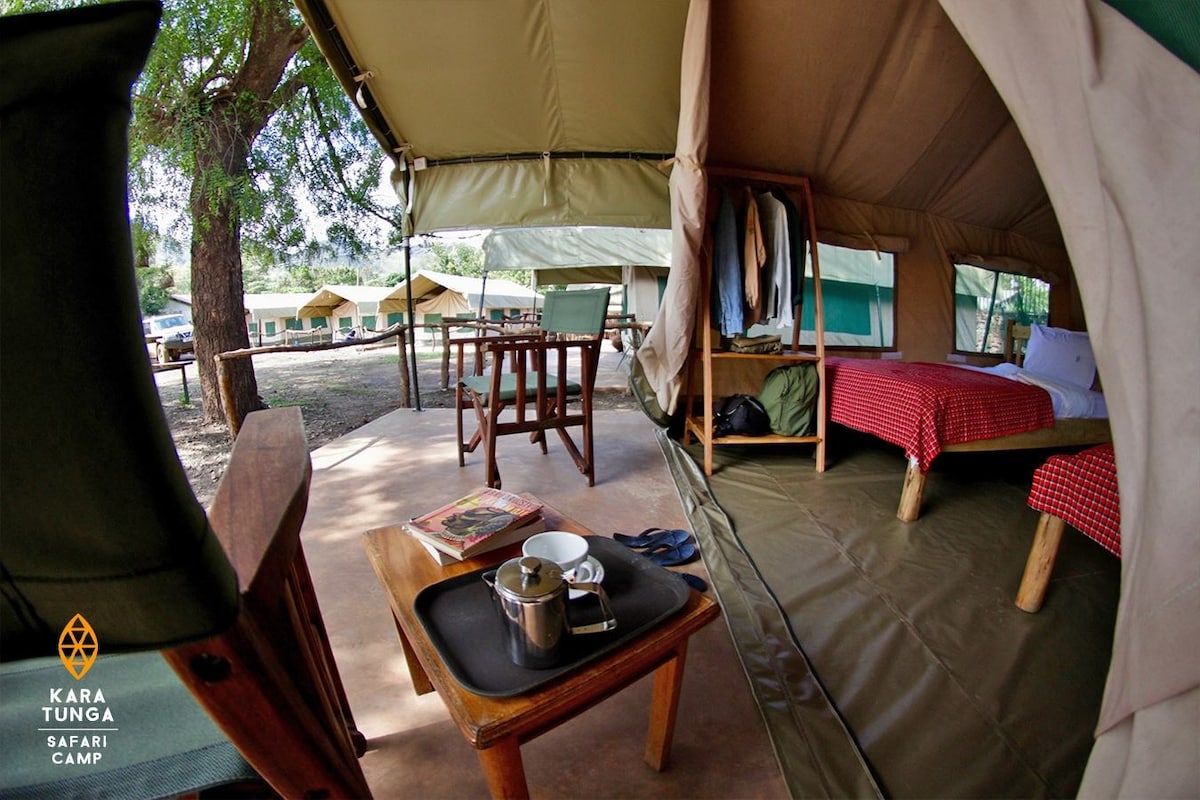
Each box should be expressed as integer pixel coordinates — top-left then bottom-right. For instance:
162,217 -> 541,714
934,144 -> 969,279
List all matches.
712,394 -> 771,437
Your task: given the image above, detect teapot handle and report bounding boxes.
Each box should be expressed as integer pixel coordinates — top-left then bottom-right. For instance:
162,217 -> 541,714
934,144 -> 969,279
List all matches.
566,583 -> 617,634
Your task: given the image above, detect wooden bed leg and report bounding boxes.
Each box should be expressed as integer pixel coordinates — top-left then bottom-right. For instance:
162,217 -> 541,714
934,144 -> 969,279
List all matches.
897,458 -> 925,522
1016,513 -> 1067,613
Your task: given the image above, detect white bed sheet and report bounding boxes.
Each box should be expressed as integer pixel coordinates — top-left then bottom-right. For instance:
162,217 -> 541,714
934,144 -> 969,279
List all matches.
952,362 -> 1108,419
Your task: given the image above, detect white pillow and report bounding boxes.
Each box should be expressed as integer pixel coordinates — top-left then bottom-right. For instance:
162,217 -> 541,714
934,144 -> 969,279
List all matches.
1023,324 -> 1097,390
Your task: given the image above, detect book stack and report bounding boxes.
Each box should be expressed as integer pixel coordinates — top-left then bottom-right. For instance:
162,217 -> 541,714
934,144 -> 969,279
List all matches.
404,487 -> 545,565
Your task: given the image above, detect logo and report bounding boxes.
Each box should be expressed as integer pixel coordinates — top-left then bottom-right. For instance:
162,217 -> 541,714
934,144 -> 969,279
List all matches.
58,614 -> 99,680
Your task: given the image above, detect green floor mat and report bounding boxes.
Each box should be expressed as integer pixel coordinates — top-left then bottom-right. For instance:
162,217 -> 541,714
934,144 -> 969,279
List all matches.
662,427 -> 1118,798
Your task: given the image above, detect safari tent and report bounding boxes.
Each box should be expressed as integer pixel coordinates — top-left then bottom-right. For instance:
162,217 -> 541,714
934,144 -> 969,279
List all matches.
378,269 -> 542,321
297,0 -> 1199,795
296,284 -> 393,329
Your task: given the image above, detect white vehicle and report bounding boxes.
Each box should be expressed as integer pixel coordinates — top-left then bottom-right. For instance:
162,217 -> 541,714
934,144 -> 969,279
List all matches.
142,313 -> 194,362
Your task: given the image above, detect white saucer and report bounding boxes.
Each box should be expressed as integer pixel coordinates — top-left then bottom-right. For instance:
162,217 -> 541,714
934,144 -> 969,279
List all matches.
567,556 -> 605,599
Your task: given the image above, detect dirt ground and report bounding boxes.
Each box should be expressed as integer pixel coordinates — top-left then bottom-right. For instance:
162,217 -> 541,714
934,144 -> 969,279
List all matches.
156,343 -> 637,506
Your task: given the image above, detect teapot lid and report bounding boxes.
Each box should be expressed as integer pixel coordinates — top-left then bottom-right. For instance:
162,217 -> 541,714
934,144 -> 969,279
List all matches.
495,556 -> 564,600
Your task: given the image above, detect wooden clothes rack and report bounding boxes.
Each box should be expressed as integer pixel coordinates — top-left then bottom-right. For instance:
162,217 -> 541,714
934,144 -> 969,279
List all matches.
683,166 -> 827,475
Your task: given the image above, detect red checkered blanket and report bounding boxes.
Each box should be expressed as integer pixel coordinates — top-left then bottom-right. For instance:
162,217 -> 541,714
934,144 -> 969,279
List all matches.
825,358 -> 1057,472
1027,443 -> 1121,557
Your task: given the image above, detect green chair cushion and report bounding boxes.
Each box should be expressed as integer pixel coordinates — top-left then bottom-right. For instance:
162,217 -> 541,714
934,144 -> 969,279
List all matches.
461,372 -> 582,404
0,653 -> 257,798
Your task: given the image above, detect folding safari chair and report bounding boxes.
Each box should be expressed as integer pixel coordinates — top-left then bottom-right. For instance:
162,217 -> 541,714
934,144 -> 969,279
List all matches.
453,288 -> 611,489
0,4 -> 369,797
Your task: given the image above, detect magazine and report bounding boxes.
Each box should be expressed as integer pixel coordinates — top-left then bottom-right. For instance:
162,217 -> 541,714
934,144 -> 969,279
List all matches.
404,487 -> 544,561
418,517 -> 546,565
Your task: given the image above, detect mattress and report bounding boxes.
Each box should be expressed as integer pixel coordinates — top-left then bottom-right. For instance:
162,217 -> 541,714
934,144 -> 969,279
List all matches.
953,361 -> 1108,419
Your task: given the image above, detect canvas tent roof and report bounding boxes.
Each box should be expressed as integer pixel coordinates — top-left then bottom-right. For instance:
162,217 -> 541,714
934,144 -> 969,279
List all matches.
241,292 -> 313,321
296,284 -> 393,319
378,270 -> 541,315
481,226 -> 672,285
298,1 -> 1199,796
295,0 -> 684,233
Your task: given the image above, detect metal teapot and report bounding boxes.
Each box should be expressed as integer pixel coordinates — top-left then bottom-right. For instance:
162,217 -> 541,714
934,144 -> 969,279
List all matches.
483,555 -> 616,669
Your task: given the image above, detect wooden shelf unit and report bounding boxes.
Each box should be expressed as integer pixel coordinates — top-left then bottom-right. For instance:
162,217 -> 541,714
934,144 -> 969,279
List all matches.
683,167 -> 827,475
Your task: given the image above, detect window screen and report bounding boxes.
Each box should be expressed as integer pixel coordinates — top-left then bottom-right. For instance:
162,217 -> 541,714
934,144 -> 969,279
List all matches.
759,242 -> 894,348
954,264 -> 1050,354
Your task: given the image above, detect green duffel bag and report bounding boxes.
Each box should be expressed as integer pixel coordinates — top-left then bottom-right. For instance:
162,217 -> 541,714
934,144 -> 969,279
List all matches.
757,363 -> 819,436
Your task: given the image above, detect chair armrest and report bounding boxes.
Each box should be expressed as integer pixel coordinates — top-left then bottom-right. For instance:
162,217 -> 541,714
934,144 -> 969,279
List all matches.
452,333 -> 545,379
206,406 -> 311,601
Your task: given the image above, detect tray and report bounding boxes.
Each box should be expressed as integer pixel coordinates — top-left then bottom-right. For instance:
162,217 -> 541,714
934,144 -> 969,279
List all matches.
413,535 -> 691,697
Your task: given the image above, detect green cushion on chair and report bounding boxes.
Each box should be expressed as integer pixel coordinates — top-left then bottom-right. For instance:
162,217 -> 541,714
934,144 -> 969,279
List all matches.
461,372 -> 582,404
0,653 -> 257,798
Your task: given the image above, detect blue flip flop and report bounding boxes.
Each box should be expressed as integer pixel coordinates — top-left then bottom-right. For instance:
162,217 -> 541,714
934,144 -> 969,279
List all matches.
646,541 -> 699,567
613,527 -> 691,549
679,573 -> 708,592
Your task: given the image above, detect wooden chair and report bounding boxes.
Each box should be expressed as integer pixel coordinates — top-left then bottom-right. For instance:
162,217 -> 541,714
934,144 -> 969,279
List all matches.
0,5 -> 369,797
454,288 -> 611,488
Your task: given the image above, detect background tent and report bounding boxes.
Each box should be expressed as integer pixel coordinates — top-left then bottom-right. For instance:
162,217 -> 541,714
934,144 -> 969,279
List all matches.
481,226 -> 671,285
241,291 -> 313,341
296,284 -> 392,324
378,270 -> 541,318
298,0 -> 1199,794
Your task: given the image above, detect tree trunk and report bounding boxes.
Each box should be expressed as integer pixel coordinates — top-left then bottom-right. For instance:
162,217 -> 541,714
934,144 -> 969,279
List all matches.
190,138 -> 261,430
178,0 -> 309,431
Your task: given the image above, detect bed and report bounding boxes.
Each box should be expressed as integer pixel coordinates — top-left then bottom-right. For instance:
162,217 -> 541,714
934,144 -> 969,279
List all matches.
825,323 -> 1111,521
1015,442 -> 1120,612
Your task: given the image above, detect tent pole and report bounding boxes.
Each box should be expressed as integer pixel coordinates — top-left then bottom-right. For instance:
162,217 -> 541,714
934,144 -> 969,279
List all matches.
478,268 -> 488,319
404,234 -> 423,412
399,162 -> 423,412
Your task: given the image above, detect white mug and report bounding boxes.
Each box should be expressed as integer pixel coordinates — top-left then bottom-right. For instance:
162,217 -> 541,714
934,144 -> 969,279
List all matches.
522,531 -> 590,579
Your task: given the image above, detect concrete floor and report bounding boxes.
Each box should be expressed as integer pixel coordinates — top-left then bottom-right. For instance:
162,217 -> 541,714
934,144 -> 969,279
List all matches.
299,400 -> 789,798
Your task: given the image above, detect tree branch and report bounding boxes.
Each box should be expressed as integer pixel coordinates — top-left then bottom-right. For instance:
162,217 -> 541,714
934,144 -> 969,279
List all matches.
305,84 -> 401,231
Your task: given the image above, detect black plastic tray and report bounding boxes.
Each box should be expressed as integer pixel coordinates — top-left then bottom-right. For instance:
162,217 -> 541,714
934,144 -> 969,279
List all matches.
413,535 -> 691,697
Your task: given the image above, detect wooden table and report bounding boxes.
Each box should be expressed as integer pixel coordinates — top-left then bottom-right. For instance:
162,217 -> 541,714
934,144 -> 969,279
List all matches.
362,505 -> 719,799
150,360 -> 189,403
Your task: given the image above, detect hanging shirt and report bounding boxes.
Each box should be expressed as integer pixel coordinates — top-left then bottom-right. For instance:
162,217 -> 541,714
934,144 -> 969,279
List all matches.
757,191 -> 793,329
712,187 -> 745,336
742,186 -> 766,323
773,188 -> 808,318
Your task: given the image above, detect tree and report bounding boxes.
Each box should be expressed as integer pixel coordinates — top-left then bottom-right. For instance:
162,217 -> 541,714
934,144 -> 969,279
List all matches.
136,266 -> 174,316
13,0 -> 397,426
131,216 -> 173,315
119,0 -> 396,427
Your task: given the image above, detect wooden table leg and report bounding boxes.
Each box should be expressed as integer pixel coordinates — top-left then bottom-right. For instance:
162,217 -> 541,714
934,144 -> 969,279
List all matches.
1016,512 -> 1067,613
897,458 -> 925,522
476,735 -> 529,800
392,613 -> 434,695
644,640 -> 688,771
